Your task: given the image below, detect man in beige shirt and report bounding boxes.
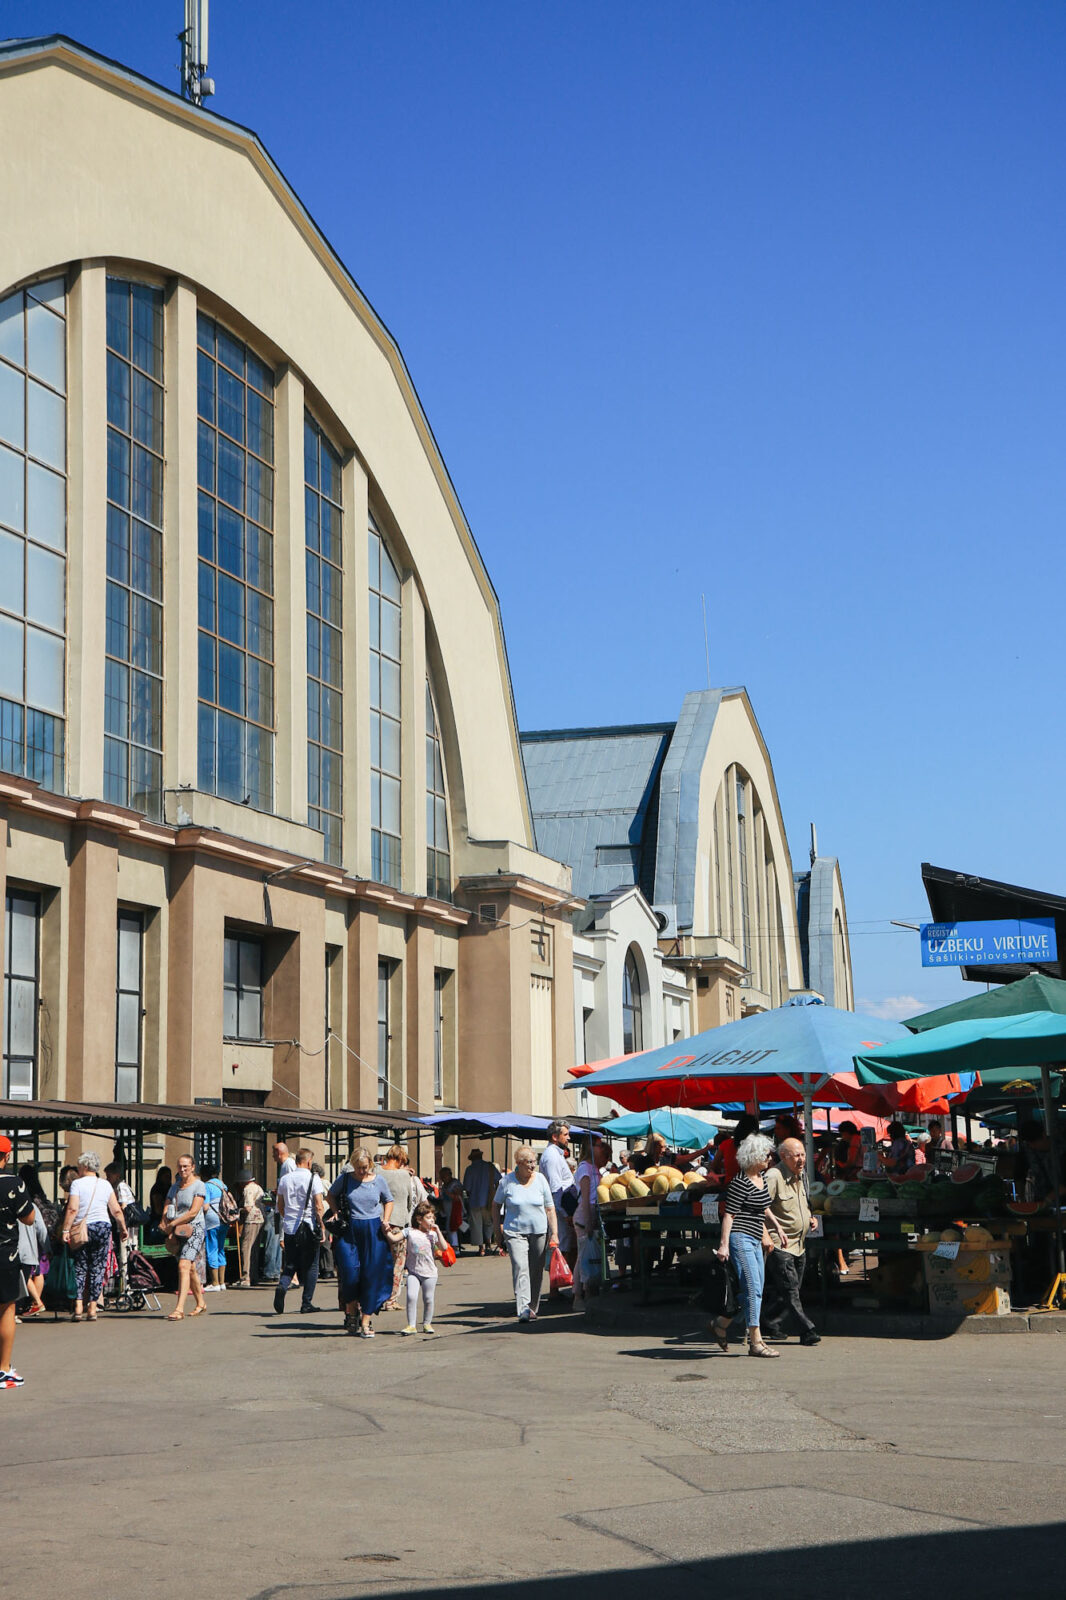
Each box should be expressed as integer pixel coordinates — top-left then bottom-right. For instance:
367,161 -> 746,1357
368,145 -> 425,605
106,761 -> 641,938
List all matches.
762,1137 -> 820,1346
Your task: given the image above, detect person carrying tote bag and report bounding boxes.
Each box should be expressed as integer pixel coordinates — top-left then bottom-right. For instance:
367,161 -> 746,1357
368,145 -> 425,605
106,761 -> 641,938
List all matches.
60,1154 -> 128,1323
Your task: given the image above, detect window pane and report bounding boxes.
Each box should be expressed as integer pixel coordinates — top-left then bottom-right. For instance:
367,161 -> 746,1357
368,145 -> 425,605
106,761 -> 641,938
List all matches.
105,660 -> 129,736
118,915 -> 141,985
218,506 -> 243,577
379,713 -> 400,777
116,989 -> 140,1064
238,987 -> 262,1040
0,528 -> 23,607
115,1063 -> 139,1104
8,975 -> 36,1055
216,710 -> 243,801
131,746 -> 161,819
104,735 -> 128,802
0,362 -> 24,450
108,428 -> 131,509
223,935 -> 238,987
380,599 -> 400,660
380,656 -> 400,717
26,381 -> 64,471
25,300 -> 64,390
26,461 -> 65,549
131,520 -> 162,600
197,704 -> 216,791
106,281 -> 129,358
0,615 -> 23,701
223,983 -> 238,1038
26,544 -> 64,632
26,626 -> 64,714
0,294 -> 22,365
379,546 -> 401,602
380,774 -> 401,834
106,504 -> 130,582
107,355 -> 130,432
239,939 -> 261,990
0,442 -> 25,532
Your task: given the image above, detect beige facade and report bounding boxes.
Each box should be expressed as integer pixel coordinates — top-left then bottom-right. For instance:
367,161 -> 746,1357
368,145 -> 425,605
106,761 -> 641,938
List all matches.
0,39 -> 578,1170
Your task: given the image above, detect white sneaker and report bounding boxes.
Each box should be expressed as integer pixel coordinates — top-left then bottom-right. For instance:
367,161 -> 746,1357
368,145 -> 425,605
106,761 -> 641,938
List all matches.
203,1284 -> 220,1293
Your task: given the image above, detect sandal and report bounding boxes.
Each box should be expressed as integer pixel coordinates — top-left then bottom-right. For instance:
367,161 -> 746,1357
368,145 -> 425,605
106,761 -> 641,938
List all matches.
189,1303 -> 208,1316
711,1317 -> 730,1352
166,1310 -> 185,1321
748,1341 -> 780,1358
71,1312 -> 83,1323
86,1311 -> 98,1322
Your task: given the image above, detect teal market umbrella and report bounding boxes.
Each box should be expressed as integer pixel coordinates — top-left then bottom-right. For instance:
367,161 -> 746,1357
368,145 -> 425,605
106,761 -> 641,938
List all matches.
854,1012 -> 1066,1288
602,1109 -> 717,1149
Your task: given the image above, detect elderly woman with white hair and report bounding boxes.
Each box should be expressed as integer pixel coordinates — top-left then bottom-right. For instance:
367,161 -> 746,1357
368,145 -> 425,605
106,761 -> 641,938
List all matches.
493,1146 -> 558,1322
713,1131 -> 788,1357
60,1152 -> 128,1322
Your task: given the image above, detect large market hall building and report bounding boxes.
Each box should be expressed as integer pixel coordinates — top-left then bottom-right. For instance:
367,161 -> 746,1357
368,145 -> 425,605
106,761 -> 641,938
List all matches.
0,36 -> 580,1162
521,688 -> 855,1087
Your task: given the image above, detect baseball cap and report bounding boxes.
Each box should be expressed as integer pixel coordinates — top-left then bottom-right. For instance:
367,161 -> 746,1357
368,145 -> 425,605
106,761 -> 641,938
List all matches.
0,1135 -> 12,1154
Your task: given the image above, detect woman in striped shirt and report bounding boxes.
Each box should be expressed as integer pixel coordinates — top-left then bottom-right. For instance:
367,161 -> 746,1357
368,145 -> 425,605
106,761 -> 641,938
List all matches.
713,1132 -> 788,1357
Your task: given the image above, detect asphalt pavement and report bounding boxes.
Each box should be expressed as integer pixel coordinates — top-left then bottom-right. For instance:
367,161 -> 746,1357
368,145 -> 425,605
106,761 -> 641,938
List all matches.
3,1253 -> 1064,1599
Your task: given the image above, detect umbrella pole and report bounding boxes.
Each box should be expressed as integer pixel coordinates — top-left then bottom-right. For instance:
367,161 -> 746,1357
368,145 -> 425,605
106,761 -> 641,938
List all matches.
802,1083 -> 815,1171
1039,1063 -> 1066,1295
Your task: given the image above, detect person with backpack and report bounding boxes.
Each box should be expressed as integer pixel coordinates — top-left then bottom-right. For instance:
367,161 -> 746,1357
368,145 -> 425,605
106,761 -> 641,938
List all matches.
200,1163 -> 235,1292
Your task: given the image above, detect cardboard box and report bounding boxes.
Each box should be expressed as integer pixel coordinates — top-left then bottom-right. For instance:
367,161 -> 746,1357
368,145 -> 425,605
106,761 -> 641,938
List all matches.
923,1250 -> 1011,1287
927,1281 -> 1011,1317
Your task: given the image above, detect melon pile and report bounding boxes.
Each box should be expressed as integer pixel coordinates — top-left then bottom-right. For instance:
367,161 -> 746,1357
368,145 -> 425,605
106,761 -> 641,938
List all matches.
596,1166 -> 703,1205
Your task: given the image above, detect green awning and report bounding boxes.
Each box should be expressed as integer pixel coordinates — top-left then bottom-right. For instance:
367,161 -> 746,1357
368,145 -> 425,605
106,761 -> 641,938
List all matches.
905,973 -> 1066,1033
854,1010 -> 1066,1085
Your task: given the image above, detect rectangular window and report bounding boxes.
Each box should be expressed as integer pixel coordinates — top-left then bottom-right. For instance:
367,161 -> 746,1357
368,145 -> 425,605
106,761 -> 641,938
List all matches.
425,680 -> 450,900
0,278 -> 67,793
224,933 -> 263,1040
196,314 -> 275,811
115,911 -> 144,1103
305,413 -> 343,864
3,890 -> 39,1098
433,969 -> 445,1101
369,517 -> 401,887
377,958 -> 392,1111
105,280 -> 164,817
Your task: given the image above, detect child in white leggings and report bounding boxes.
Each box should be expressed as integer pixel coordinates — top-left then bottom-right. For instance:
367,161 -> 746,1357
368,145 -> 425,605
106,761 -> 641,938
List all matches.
403,1201 -> 445,1336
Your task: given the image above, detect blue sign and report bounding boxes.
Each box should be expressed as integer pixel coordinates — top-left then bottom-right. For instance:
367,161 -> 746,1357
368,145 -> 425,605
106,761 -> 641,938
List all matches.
920,917 -> 1058,968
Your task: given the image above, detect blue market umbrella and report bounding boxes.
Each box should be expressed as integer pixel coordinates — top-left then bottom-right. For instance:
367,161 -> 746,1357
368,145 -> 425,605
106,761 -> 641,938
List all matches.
565,1003 -> 913,1165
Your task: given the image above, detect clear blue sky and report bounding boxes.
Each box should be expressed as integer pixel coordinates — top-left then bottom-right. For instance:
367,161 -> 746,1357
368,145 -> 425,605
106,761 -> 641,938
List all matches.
9,2 -> 1066,1016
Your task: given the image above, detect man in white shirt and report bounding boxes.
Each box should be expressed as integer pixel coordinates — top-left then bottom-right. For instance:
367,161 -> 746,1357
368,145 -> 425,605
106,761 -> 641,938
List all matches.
538,1121 -> 576,1289
272,1141 -> 296,1178
274,1149 -> 326,1315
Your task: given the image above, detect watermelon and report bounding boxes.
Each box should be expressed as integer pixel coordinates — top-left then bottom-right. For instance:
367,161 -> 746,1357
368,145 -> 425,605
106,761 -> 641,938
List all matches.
826,1180 -> 846,1197
1007,1200 -> 1042,1216
951,1162 -> 981,1185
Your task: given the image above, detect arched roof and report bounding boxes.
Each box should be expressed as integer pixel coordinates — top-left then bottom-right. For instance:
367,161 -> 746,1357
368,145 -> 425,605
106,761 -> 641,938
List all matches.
0,33 -> 535,848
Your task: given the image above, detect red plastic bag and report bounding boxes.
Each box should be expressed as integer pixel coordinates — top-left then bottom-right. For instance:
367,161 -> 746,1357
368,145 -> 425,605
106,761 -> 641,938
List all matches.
548,1244 -> 573,1289
438,1242 -> 457,1268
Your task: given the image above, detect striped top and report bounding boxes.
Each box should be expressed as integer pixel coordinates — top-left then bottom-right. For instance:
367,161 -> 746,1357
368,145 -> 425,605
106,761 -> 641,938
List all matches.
722,1173 -> 770,1242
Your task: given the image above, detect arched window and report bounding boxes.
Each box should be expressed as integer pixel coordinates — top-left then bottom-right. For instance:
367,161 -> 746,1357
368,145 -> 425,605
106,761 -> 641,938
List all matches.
104,278 -> 164,816
368,515 -> 401,886
425,679 -> 450,900
304,412 -> 343,864
622,948 -> 643,1056
196,313 -> 275,810
0,276 -> 68,794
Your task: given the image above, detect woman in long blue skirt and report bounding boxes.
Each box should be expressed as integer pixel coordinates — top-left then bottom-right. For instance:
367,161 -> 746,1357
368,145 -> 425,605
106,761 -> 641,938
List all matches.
328,1149 -> 395,1337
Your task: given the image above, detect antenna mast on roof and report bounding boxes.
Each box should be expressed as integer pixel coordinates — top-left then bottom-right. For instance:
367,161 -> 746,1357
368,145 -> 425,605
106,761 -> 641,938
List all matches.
180,0 -> 215,105
810,822 -> 818,867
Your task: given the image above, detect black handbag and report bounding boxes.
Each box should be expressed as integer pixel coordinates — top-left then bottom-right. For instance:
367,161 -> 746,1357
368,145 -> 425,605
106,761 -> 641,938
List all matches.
559,1183 -> 580,1218
693,1255 -> 738,1319
324,1177 -> 350,1239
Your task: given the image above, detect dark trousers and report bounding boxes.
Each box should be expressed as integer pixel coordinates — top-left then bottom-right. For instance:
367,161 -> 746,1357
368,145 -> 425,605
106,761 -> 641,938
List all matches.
275,1227 -> 320,1311
761,1248 -> 815,1336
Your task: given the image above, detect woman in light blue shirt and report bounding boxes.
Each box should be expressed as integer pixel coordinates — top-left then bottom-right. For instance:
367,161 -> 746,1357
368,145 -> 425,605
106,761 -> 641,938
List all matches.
493,1147 -> 558,1322
326,1148 -> 394,1337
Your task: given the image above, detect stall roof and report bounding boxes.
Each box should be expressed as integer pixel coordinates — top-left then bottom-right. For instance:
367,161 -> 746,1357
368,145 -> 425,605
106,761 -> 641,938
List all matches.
922,863 -> 1066,984
415,1111 -> 605,1138
0,1099 -> 423,1136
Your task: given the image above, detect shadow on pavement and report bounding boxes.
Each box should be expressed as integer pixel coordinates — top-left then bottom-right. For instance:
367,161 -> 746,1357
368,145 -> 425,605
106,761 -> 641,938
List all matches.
247,1522 -> 1066,1600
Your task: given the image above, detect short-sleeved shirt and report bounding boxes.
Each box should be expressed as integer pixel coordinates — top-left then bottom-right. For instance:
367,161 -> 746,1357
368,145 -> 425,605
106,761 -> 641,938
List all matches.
382,1167 -> 425,1227
538,1143 -> 574,1204
722,1173 -> 770,1242
406,1223 -> 443,1275
462,1160 -> 500,1210
329,1170 -> 392,1220
764,1165 -> 811,1257
70,1175 -> 114,1226
202,1177 -> 226,1229
166,1178 -> 207,1220
0,1171 -> 35,1265
887,1137 -> 916,1175
494,1171 -> 554,1235
242,1180 -> 266,1218
276,1170 -> 326,1235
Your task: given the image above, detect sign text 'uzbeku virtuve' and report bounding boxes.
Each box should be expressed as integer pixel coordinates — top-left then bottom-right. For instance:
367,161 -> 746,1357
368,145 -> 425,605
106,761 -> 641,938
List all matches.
919,917 -> 1058,968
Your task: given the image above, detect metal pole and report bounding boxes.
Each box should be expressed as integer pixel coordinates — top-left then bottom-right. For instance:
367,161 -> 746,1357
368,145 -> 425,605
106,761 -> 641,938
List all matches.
1040,1063 -> 1065,1278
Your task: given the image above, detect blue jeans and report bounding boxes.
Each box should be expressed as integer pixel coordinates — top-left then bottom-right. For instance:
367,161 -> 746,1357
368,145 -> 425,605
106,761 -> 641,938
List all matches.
205,1222 -> 229,1270
729,1233 -> 766,1327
